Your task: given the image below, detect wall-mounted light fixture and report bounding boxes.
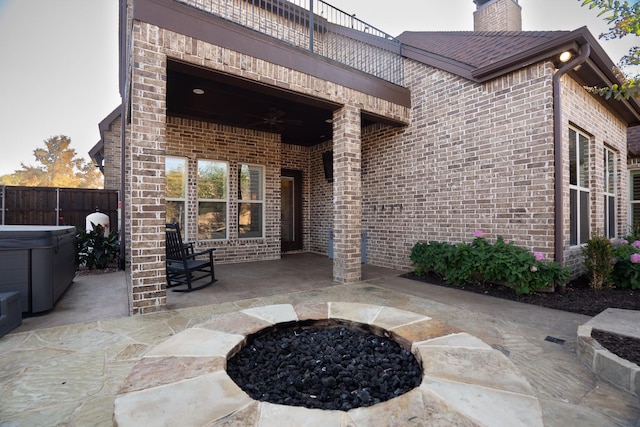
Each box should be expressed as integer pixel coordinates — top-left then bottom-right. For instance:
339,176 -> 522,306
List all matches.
192,88 -> 205,95
559,51 -> 573,63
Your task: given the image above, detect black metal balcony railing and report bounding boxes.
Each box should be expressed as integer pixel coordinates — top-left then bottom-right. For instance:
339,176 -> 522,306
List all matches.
176,0 -> 404,86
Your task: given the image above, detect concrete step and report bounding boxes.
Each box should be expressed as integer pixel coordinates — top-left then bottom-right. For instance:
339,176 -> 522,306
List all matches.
577,308 -> 640,396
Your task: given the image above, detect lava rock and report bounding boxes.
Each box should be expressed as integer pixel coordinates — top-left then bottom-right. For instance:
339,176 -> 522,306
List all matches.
226,325 -> 422,410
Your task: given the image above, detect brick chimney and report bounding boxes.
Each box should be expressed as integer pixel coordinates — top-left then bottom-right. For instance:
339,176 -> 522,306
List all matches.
473,0 -> 522,32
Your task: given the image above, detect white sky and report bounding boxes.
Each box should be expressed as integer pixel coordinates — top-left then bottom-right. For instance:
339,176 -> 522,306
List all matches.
0,0 -> 637,177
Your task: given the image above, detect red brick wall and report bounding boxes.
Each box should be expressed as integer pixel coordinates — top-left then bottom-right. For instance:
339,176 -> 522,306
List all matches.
560,74 -> 628,274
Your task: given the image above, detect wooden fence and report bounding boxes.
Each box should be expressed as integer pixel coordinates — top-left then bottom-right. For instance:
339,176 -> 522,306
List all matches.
1,186 -> 120,232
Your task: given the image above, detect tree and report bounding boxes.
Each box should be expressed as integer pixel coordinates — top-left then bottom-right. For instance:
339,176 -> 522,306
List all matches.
581,0 -> 640,99
0,135 -> 103,188
74,157 -> 104,189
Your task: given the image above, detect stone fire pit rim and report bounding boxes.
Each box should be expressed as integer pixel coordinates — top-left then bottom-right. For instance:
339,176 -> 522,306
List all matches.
112,301 -> 544,427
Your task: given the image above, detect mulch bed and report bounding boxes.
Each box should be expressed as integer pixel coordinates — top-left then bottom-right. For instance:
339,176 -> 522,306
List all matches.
591,329 -> 640,366
401,272 -> 640,366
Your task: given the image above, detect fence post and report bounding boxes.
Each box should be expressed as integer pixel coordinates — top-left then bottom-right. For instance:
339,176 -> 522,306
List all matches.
56,188 -> 60,226
1,186 -> 5,225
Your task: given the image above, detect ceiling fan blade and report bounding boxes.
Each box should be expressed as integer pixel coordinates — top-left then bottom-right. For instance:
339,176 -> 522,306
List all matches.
267,107 -> 287,119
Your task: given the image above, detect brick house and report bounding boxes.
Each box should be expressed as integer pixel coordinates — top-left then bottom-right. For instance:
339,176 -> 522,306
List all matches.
92,0 -> 640,314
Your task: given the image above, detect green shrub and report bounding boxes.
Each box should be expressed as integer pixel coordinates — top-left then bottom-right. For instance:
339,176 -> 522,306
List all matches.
409,242 -> 429,276
611,239 -> 640,289
410,232 -> 570,295
582,235 -> 613,290
76,224 -> 120,270
409,241 -> 455,276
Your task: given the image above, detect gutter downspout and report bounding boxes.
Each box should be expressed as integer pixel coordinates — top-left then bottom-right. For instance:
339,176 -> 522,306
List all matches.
118,0 -> 128,271
119,102 -> 126,271
553,43 -> 590,265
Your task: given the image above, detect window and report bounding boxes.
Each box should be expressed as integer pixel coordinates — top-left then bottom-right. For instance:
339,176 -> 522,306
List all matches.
569,128 -> 590,246
238,164 -> 264,238
603,148 -> 616,238
166,157 -> 187,236
630,171 -> 640,233
197,160 -> 228,240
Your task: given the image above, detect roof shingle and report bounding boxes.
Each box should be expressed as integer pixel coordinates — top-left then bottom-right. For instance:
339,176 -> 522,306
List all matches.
397,30 -> 571,69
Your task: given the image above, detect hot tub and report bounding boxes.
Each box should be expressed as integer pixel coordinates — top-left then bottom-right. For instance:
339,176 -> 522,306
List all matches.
0,225 -> 76,314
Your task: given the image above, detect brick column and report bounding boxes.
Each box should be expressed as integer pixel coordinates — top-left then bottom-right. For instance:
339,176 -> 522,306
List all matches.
128,22 -> 168,314
332,104 -> 362,283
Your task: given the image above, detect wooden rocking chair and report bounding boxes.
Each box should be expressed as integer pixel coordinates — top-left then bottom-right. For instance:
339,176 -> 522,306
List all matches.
165,222 -> 217,292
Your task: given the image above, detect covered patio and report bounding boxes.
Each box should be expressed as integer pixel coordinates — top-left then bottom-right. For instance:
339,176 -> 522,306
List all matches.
111,0 -> 412,315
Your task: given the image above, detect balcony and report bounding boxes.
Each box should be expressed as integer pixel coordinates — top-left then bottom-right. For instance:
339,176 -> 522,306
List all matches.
175,0 -> 404,86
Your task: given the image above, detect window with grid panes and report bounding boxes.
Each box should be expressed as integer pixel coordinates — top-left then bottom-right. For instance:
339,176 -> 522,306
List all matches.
603,148 -> 616,238
197,160 -> 227,240
569,128 -> 590,245
238,164 -> 264,238
165,157 -> 187,237
630,171 -> 640,233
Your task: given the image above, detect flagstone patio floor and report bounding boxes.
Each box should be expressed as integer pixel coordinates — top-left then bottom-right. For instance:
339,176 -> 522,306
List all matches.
1,254 -> 638,426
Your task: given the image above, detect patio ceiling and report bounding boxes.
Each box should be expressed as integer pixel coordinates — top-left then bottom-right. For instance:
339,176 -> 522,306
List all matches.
167,59 -> 350,146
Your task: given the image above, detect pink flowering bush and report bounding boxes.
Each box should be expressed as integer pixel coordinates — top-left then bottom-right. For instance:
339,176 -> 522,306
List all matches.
410,231 -> 569,295
583,236 -> 640,290
608,238 -> 640,289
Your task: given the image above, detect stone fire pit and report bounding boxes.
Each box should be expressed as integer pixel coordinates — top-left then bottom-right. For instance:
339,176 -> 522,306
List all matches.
113,302 -> 544,426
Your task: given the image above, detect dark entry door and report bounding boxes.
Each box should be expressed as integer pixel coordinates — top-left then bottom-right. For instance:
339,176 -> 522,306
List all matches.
281,169 -> 303,252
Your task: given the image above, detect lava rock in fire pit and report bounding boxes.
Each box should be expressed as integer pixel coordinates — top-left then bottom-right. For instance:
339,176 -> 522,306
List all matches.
226,325 -> 422,411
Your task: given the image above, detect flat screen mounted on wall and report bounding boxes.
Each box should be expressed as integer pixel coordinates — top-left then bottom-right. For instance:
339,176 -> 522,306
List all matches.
322,150 -> 333,183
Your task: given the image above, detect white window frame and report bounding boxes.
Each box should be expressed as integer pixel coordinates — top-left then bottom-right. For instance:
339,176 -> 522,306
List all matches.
165,156 -> 188,239
603,147 -> 616,238
630,170 -> 640,233
197,159 -> 228,241
569,127 -> 590,246
238,163 -> 265,239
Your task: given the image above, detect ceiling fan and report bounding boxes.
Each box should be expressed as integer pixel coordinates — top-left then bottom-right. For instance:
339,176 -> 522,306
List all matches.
247,107 -> 303,131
